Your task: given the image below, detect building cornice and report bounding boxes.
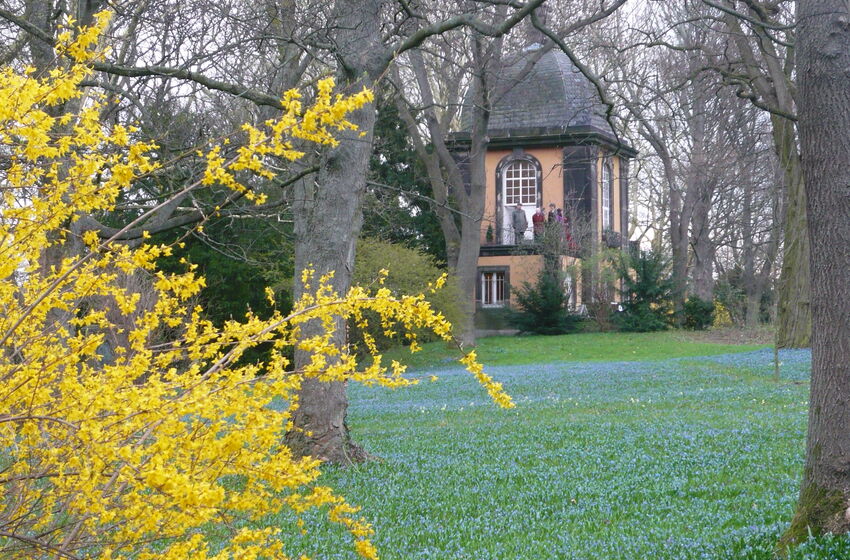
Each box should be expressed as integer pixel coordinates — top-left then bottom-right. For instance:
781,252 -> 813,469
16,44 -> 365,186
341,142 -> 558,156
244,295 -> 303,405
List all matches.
448,126 -> 638,158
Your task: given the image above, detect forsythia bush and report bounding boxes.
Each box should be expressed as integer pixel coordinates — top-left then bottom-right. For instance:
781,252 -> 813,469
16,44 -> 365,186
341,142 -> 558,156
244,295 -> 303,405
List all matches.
0,13 -> 513,560
712,300 -> 734,328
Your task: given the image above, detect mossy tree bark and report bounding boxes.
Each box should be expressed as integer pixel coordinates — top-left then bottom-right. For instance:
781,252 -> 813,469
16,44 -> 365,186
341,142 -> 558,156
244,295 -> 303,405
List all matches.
780,0 -> 850,550
773,118 -> 811,348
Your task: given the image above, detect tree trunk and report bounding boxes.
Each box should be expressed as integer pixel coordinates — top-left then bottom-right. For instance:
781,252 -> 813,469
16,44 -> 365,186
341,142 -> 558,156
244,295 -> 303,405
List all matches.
669,187 -> 689,317
286,102 -> 377,462
670,57 -> 709,318
453,216 -> 480,347
690,188 -> 714,302
774,118 -> 812,348
741,173 -> 760,327
780,0 -> 850,548
287,104 -> 377,463
454,128 -> 488,348
286,1 -> 381,464
690,237 -> 714,301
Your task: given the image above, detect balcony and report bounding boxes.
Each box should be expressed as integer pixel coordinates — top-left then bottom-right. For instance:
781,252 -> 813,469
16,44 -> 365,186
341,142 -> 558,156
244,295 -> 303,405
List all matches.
602,230 -> 622,248
480,224 -> 582,258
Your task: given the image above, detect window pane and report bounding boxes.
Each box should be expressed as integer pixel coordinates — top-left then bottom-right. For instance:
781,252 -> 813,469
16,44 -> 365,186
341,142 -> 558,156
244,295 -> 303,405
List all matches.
503,161 -> 537,208
601,164 -> 611,230
481,271 -> 506,306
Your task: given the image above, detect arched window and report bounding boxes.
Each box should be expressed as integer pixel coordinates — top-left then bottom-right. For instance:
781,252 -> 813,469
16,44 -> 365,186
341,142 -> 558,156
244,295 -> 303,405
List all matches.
497,155 -> 541,244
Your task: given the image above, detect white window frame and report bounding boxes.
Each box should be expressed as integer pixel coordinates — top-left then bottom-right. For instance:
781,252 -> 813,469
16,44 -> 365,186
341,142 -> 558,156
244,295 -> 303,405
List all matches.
480,270 -> 506,307
601,161 -> 612,231
503,160 -> 538,206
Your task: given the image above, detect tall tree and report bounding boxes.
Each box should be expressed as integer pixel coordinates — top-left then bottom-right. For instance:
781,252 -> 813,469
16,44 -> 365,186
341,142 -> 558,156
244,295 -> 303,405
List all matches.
283,0 -> 547,463
780,0 -> 850,548
596,2 -> 746,313
702,0 -> 810,346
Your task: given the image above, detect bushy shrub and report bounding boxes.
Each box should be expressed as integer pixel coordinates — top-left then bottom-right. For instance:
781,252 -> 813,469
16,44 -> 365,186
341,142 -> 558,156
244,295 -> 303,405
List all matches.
617,250 -> 674,332
509,270 -> 581,335
713,300 -> 734,327
617,304 -> 669,332
351,238 -> 462,352
714,268 -> 775,325
682,296 -> 715,330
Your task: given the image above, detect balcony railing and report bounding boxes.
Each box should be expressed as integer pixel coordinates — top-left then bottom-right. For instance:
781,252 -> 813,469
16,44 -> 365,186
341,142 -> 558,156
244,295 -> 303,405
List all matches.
481,227 -> 626,256
480,225 -> 582,257
602,230 -> 622,248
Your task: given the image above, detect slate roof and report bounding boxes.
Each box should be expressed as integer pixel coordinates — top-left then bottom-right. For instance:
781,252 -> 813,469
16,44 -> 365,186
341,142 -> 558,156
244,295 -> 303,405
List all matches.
458,46 -> 618,142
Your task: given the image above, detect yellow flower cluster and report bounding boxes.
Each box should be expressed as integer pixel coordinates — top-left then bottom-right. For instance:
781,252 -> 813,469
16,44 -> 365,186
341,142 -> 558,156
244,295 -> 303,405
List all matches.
459,351 -> 516,409
208,78 -> 373,204
712,300 -> 734,328
0,12 -> 510,560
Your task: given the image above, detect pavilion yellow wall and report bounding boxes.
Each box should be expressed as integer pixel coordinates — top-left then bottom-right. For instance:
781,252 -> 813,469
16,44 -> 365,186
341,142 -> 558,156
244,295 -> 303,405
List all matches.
482,148 -> 627,243
483,149 -> 507,242
477,254 -> 583,308
478,254 -> 541,307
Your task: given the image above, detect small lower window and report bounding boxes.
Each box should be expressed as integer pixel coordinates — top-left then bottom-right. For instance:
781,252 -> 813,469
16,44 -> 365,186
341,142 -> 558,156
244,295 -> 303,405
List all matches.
481,271 -> 506,307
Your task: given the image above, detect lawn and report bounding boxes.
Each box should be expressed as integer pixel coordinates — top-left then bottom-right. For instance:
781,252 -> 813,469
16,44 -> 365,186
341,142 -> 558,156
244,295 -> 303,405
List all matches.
382,330 -> 768,369
271,333 -> 850,559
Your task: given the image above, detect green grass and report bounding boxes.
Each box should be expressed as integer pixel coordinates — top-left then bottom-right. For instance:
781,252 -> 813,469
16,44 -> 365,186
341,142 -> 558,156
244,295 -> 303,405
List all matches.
384,330 -> 768,370
256,336 -> 843,558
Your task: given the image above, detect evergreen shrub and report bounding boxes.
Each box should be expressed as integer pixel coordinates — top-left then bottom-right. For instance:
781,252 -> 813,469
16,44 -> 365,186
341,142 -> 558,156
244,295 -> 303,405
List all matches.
683,296 -> 716,330
509,269 -> 580,335
617,250 -> 674,332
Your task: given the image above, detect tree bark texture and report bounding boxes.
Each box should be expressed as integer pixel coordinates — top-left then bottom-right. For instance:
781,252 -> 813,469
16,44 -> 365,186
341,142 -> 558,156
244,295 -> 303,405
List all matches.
681,61 -> 709,307
690,223 -> 714,301
454,124 -> 488,348
286,0 -> 382,464
287,104 -> 377,463
781,0 -> 850,548
287,123 -> 376,463
774,117 -> 812,347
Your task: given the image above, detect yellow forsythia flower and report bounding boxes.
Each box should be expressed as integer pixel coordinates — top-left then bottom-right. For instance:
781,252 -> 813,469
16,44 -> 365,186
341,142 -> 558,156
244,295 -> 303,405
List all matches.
0,12 -> 511,560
